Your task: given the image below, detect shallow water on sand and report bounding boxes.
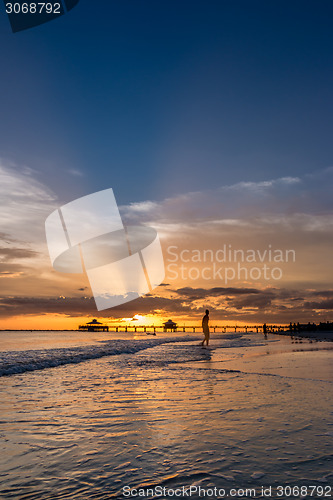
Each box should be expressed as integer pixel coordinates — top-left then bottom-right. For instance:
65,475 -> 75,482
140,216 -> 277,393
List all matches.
0,333 -> 332,499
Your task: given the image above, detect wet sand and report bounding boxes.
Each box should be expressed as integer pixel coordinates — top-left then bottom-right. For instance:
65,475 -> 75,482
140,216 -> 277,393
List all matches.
0,332 -> 332,498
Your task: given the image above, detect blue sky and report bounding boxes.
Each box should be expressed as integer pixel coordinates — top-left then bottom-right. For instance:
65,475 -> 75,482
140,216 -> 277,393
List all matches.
0,1 -> 333,325
0,1 -> 332,204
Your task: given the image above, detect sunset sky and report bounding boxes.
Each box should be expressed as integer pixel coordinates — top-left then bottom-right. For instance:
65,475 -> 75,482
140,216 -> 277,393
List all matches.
0,1 -> 332,329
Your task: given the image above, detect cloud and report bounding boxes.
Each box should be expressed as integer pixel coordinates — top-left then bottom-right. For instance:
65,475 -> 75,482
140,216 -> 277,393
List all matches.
126,200 -> 158,213
0,296 -> 96,318
120,167 -> 333,228
0,162 -> 65,298
303,299 -> 333,310
1,287 -> 332,323
0,294 -> 193,319
0,247 -> 39,262
0,161 -> 58,244
67,168 -> 84,177
310,290 -> 333,298
174,286 -> 260,300
224,177 -> 301,192
0,162 -> 332,323
0,232 -> 17,243
225,291 -> 275,310
0,271 -> 24,278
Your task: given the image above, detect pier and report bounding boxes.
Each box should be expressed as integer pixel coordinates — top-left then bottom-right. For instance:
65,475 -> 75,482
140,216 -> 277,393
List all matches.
78,320 -> 332,336
79,319 -> 109,332
91,324 -> 291,334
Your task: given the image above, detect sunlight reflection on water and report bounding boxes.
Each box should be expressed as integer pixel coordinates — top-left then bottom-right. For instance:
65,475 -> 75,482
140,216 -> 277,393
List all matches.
0,333 -> 332,498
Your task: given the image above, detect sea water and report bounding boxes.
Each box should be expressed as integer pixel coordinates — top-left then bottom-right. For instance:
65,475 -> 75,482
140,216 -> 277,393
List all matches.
0,331 -> 332,499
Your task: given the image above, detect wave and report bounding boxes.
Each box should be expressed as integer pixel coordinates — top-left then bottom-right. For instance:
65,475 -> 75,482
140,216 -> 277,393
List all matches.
0,333 -> 265,378
0,338 -> 179,377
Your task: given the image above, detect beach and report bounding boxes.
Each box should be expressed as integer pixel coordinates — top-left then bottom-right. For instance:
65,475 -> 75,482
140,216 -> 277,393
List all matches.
0,331 -> 332,499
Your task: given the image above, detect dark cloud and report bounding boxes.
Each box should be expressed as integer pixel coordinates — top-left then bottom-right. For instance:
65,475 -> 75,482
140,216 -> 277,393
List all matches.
226,293 -> 274,310
0,232 -> 17,243
0,294 -> 196,320
0,296 -> 97,318
303,299 -> 333,310
174,287 -> 260,300
109,295 -> 196,317
309,290 -> 333,298
1,287 -> 332,325
0,262 -> 26,274
0,247 -> 38,262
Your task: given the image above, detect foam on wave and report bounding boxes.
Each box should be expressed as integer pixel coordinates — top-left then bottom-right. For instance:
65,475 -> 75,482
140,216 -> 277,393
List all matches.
0,338 -> 175,377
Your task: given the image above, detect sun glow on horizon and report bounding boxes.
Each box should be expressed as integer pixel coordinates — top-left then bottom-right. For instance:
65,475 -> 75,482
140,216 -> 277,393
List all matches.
116,314 -> 164,326
0,311 -> 290,331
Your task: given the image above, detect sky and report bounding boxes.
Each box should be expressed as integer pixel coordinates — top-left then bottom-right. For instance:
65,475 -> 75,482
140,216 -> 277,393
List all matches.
0,1 -> 332,328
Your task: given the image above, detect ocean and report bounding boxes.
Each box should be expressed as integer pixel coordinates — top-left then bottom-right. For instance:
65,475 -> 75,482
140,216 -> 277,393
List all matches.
0,330 -> 332,499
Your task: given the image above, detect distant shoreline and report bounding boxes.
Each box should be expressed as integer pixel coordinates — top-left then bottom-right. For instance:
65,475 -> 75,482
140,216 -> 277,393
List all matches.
1,329 -> 333,340
285,330 -> 333,341
0,329 -> 84,332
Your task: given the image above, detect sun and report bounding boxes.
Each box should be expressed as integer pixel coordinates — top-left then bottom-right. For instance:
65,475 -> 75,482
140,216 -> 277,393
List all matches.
132,314 -> 144,321
122,314 -> 163,326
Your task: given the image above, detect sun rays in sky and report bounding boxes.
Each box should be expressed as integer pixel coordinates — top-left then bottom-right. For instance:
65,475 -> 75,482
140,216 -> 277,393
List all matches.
1,2 -> 333,329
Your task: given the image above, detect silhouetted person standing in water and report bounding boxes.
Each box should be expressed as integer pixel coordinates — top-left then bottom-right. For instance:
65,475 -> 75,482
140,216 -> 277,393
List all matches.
201,309 -> 210,346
